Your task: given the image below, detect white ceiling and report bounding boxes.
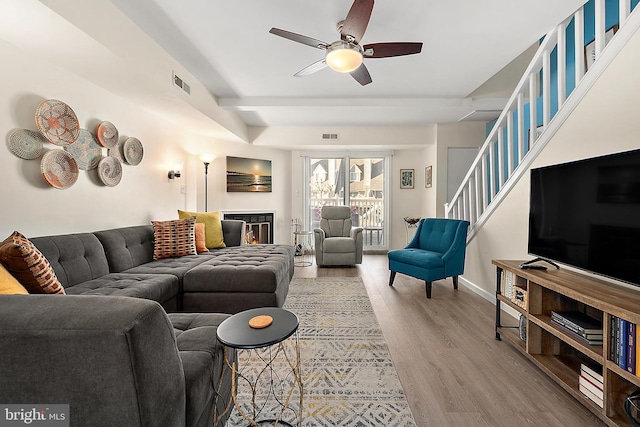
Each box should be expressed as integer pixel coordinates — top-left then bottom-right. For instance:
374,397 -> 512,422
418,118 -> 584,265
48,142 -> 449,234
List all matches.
110,0 -> 585,129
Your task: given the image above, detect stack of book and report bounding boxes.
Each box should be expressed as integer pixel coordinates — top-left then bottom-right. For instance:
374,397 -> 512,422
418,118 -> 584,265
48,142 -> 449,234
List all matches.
551,311 -> 603,345
579,364 -> 603,408
610,315 -> 637,374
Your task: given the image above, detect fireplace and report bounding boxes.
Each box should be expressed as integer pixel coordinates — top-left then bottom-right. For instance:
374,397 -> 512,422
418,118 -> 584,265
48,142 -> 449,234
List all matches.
223,212 -> 274,244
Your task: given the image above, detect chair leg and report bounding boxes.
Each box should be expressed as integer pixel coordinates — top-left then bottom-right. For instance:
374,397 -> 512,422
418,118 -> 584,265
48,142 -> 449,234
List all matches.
453,276 -> 459,290
425,281 -> 432,298
389,271 -> 396,287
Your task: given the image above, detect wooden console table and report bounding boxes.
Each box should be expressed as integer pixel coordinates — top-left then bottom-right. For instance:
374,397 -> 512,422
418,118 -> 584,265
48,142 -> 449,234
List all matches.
494,260 -> 640,426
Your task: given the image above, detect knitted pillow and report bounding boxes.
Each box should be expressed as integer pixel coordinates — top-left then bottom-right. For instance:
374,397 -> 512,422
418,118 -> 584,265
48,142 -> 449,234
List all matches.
0,231 -> 64,294
152,217 -> 197,260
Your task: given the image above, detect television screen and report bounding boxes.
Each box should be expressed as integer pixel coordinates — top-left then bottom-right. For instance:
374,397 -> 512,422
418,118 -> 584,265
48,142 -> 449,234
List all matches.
528,148 -> 640,286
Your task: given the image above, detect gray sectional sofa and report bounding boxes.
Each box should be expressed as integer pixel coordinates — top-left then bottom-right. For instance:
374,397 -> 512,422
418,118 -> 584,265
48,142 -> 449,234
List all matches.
0,220 -> 295,427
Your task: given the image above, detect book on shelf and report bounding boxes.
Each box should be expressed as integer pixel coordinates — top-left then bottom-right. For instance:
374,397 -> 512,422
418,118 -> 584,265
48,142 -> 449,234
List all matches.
550,319 -> 603,345
580,363 -> 603,385
502,271 -> 513,299
579,374 -> 604,399
611,315 -> 619,364
579,380 -> 604,408
619,318 -> 628,371
550,311 -> 602,335
629,322 -> 636,375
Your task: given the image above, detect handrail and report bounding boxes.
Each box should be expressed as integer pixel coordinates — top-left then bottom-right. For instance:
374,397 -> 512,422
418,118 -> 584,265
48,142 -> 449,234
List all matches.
445,0 -> 638,241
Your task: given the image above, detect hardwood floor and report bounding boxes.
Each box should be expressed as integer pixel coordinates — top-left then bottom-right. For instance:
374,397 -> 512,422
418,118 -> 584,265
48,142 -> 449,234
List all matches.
293,255 -> 606,427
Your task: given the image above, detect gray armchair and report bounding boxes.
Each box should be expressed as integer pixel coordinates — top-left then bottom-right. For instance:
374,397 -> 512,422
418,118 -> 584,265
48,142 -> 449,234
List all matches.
314,206 -> 363,266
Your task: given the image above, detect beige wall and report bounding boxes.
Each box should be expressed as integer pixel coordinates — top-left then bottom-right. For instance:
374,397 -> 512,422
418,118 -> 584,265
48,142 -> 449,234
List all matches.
462,23 -> 640,300
0,41 -> 293,243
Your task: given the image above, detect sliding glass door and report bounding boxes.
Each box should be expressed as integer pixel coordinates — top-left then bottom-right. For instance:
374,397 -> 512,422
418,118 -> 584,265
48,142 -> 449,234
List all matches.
304,154 -> 389,249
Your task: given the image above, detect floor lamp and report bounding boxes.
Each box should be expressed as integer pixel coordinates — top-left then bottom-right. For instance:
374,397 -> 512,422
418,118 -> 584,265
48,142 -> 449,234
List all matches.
203,161 -> 210,212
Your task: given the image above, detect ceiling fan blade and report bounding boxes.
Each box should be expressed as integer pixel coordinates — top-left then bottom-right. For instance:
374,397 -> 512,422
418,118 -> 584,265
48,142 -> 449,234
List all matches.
269,28 -> 329,50
350,63 -> 372,86
294,58 -> 328,77
341,0 -> 374,43
363,42 -> 423,58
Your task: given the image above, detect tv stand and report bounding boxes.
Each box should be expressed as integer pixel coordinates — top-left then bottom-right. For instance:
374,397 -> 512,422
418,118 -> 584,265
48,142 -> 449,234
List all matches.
519,257 -> 560,270
494,259 -> 640,427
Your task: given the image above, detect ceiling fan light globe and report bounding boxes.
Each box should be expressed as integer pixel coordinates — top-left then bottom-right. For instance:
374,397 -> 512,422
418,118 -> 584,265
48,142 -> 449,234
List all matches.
325,42 -> 363,73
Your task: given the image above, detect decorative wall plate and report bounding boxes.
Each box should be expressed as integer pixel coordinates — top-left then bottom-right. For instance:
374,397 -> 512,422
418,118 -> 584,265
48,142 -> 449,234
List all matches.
64,129 -> 102,170
96,121 -> 119,148
108,140 -> 126,163
98,156 -> 122,187
123,137 -> 143,165
40,150 -> 79,189
35,99 -> 79,146
7,129 -> 46,160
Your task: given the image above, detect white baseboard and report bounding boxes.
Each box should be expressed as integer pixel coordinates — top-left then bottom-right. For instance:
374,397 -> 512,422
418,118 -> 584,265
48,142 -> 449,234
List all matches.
458,275 -> 519,320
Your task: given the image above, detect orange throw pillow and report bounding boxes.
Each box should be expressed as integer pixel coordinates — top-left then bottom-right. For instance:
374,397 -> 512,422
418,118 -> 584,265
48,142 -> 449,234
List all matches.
195,223 -> 208,253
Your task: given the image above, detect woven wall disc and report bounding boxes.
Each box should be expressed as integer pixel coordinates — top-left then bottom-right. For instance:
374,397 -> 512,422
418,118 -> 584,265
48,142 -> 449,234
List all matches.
7,129 -> 46,160
35,99 -> 79,146
41,150 -> 79,189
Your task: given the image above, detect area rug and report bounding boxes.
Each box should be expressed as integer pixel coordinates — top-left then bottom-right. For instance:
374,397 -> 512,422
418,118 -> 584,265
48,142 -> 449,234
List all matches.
226,277 -> 417,426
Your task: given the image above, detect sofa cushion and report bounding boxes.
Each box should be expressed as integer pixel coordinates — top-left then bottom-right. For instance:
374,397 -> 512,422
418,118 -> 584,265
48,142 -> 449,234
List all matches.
0,231 -> 64,294
94,225 -> 155,272
178,210 -> 226,249
64,273 -> 178,306
169,313 -> 235,427
322,236 -> 356,253
30,233 -> 110,288
0,263 -> 28,294
123,254 -> 214,292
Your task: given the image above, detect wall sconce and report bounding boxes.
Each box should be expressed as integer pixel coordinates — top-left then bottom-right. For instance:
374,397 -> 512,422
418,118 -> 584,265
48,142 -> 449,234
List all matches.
168,170 -> 181,179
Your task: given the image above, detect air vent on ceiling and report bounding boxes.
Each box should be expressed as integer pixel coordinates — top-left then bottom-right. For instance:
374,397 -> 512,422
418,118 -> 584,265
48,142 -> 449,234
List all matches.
172,72 -> 191,95
322,133 -> 339,140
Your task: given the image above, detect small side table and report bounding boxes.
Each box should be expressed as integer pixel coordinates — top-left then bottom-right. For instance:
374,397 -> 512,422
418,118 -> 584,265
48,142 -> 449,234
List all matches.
293,231 -> 313,267
216,307 -> 303,427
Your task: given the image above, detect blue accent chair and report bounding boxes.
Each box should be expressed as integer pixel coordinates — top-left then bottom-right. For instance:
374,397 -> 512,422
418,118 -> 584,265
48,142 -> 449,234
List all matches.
388,218 -> 470,298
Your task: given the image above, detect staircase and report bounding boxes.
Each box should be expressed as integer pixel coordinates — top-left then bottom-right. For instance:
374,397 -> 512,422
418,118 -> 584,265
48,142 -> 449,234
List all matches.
445,0 -> 640,241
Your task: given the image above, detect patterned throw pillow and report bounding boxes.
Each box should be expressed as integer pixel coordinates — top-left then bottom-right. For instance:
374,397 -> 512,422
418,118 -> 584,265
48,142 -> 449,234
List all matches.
152,217 -> 197,260
0,231 -> 65,294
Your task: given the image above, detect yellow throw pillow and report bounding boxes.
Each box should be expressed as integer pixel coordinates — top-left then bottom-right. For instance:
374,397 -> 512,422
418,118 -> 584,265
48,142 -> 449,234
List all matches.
0,263 -> 28,294
178,210 -> 226,249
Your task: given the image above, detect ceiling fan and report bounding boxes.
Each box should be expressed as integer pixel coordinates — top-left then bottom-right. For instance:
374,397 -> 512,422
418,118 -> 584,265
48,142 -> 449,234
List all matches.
269,0 -> 423,86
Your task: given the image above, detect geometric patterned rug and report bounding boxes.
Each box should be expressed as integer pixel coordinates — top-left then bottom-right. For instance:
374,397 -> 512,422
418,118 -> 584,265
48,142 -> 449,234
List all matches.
226,277 -> 417,426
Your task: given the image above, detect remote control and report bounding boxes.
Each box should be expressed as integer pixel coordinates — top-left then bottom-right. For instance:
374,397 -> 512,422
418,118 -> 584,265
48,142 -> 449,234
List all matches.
521,264 -> 547,270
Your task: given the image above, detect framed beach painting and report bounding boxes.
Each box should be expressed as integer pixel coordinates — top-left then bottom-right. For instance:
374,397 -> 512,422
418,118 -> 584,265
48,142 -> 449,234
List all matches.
226,156 -> 272,192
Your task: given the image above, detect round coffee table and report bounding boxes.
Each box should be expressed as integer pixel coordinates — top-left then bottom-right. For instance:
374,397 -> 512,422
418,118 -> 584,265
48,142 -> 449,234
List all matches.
216,307 -> 303,426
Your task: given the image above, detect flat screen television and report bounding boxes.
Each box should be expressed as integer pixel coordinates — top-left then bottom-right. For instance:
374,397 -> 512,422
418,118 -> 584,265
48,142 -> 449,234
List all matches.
528,148 -> 640,286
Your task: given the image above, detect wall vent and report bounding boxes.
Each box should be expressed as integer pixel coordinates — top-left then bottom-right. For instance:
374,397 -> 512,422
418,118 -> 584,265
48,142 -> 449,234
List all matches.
172,72 -> 191,95
322,133 -> 339,140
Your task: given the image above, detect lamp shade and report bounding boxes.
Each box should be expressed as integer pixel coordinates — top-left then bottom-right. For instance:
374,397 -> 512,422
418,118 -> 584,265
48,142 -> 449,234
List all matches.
325,41 -> 363,73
